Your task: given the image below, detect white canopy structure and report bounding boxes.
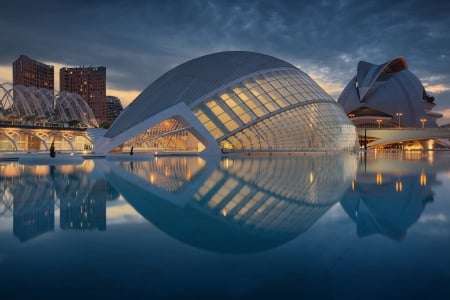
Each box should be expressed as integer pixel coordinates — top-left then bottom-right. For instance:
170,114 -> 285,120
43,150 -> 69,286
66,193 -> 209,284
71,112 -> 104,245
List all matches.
0,83 -> 99,128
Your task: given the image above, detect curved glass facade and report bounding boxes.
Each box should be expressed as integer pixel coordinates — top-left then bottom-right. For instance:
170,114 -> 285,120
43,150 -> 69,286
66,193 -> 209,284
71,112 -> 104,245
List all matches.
117,117 -> 205,153
98,52 -> 358,154
193,69 -> 357,152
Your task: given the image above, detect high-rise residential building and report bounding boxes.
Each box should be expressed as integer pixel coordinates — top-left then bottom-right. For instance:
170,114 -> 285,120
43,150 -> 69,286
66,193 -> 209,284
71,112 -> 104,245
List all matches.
12,55 -> 54,89
60,66 -> 106,122
106,96 -> 123,123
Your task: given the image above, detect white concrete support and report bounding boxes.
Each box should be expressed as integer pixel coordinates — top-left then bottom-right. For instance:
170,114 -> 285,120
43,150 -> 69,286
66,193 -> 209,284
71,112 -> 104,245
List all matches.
93,102 -> 220,155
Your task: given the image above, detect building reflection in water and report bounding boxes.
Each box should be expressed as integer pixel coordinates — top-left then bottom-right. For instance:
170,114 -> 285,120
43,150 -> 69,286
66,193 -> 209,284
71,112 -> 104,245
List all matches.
2,151 -> 446,247
102,154 -> 358,253
12,167 -> 55,242
340,152 -> 444,240
0,161 -> 119,242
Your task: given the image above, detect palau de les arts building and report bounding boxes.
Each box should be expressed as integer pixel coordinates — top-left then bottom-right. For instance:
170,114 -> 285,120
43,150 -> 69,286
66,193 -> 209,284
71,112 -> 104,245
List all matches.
338,56 -> 450,149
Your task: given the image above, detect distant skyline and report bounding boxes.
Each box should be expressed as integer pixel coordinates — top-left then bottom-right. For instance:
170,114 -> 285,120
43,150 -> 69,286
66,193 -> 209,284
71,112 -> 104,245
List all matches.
1,0 -> 449,123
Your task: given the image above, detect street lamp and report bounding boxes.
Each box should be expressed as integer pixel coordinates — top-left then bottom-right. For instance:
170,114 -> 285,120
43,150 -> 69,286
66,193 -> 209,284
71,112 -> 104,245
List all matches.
376,119 -> 382,128
396,112 -> 403,128
420,118 -> 427,128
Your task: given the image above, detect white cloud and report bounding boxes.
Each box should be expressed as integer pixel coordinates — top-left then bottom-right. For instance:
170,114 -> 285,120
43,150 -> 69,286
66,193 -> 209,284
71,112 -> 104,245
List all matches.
338,54 -> 352,64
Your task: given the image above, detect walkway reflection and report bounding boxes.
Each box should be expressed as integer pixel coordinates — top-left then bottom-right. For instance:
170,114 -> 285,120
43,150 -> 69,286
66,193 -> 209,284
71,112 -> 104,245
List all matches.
102,154 -> 357,253
340,152 -> 447,240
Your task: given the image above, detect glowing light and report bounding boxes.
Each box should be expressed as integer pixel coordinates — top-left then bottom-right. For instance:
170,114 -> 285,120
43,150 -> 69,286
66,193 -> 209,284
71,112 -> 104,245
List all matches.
221,209 -> 227,217
427,139 -> 434,151
223,158 -> 232,169
30,165 -> 49,176
420,118 -> 427,128
60,165 -> 75,174
396,112 -> 403,128
395,180 -> 403,192
376,172 -> 383,185
0,164 -> 21,177
78,160 -> 95,173
420,170 -> 427,186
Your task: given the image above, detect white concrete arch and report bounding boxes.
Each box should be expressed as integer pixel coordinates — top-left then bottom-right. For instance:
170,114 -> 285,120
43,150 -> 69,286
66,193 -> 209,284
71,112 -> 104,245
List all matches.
94,102 -> 219,154
47,132 -> 75,150
15,130 -> 47,150
13,85 -> 35,117
34,88 -> 55,118
0,132 -> 18,150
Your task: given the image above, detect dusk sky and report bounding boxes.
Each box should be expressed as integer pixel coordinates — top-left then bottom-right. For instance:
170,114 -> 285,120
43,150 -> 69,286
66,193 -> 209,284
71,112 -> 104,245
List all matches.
1,0 -> 449,123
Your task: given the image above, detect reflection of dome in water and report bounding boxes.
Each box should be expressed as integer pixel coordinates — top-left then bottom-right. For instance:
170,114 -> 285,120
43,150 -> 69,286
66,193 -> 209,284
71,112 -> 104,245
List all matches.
105,154 -> 357,253
340,159 -> 435,240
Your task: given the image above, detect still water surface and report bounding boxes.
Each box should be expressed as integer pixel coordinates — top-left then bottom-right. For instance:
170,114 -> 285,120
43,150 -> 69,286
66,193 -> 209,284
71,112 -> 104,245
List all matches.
0,152 -> 449,299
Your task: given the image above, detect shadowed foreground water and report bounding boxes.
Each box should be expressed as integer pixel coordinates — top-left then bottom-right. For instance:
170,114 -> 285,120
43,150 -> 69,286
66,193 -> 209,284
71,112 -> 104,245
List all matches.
0,152 -> 449,299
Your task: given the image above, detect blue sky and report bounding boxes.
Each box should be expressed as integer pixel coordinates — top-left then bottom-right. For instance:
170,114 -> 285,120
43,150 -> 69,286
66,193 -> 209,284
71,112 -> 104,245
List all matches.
1,0 -> 449,122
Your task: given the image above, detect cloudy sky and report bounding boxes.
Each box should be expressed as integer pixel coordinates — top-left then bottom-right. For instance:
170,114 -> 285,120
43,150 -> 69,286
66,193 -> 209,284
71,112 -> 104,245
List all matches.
1,0 -> 449,122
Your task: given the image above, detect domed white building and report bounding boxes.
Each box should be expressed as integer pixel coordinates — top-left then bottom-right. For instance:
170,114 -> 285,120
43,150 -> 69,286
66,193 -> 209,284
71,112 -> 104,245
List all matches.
94,51 -> 358,154
338,57 -> 442,128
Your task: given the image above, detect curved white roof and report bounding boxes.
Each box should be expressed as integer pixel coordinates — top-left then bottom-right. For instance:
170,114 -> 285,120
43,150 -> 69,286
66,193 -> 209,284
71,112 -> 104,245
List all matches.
106,51 -> 295,138
356,57 -> 408,101
338,57 -> 431,127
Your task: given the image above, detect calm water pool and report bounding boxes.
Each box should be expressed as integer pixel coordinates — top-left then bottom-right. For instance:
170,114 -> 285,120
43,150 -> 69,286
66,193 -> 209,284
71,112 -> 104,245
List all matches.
0,152 -> 449,299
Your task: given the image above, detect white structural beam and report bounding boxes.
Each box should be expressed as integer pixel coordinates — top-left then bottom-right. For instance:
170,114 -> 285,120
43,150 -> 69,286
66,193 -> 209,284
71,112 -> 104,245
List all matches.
358,128 -> 450,147
93,102 -> 220,155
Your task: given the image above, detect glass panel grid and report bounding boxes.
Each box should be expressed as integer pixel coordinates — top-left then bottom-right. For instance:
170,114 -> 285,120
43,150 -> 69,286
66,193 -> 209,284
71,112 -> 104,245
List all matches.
193,69 -> 356,151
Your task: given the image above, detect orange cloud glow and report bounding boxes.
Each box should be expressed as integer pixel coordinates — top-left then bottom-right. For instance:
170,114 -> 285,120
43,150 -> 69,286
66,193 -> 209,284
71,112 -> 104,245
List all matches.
0,65 -> 12,83
423,84 -> 450,93
106,87 -> 140,107
436,108 -> 450,126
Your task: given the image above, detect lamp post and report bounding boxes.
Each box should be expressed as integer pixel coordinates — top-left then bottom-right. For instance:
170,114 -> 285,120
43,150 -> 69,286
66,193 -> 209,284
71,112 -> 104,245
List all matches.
396,112 -> 403,128
420,118 -> 427,128
376,119 -> 382,128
